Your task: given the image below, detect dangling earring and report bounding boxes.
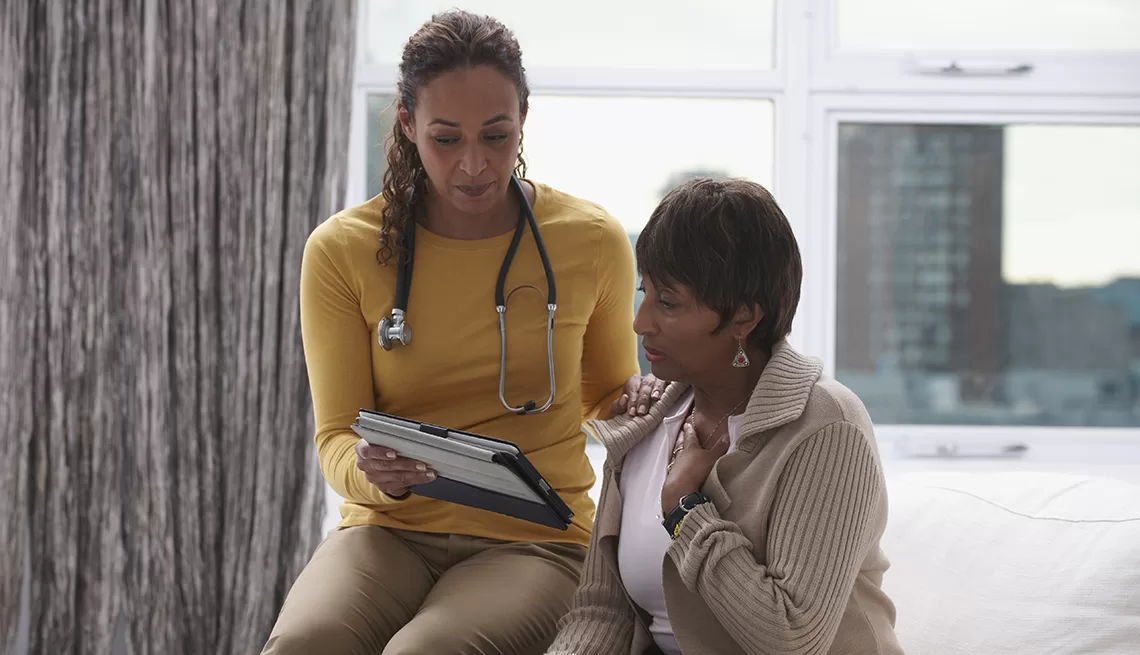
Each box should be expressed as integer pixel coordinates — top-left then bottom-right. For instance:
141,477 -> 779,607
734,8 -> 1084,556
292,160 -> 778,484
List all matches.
732,340 -> 751,368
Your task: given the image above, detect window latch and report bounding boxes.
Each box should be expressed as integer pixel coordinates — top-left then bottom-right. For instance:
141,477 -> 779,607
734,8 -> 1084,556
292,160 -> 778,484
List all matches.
911,59 -> 1035,77
895,439 -> 1031,459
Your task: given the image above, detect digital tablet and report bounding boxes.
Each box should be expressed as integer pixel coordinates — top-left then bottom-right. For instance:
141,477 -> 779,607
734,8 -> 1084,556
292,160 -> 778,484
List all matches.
352,409 -> 574,530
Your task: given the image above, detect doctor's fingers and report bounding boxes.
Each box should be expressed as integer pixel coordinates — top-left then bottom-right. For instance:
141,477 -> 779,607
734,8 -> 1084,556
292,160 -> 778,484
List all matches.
632,375 -> 661,415
357,456 -> 431,474
355,439 -> 396,462
364,469 -> 435,489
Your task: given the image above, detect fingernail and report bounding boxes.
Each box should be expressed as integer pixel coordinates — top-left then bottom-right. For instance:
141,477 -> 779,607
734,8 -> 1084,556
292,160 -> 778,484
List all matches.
416,463 -> 426,471
638,405 -> 647,414
651,392 -> 661,399
386,451 -> 396,459
425,472 -> 436,480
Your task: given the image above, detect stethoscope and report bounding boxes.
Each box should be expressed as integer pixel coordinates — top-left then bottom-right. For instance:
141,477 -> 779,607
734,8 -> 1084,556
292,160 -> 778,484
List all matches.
378,175 -> 558,415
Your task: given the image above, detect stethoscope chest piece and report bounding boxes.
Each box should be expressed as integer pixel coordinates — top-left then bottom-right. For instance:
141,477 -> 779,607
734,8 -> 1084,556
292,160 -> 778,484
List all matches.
378,308 -> 411,351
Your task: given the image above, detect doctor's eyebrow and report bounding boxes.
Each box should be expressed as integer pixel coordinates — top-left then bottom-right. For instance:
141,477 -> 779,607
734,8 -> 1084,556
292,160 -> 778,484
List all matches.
428,114 -> 513,127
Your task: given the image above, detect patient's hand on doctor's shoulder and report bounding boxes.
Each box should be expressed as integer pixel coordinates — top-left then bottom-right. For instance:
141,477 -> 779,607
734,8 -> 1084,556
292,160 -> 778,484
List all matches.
355,438 -> 436,498
610,373 -> 669,418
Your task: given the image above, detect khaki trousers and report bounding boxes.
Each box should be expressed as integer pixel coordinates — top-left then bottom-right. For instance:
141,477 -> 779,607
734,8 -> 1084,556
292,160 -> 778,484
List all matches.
260,526 -> 586,655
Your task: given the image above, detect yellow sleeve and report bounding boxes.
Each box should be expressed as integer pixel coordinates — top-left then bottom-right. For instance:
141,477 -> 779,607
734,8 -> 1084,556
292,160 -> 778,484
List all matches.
298,225 -> 391,506
580,216 -> 640,421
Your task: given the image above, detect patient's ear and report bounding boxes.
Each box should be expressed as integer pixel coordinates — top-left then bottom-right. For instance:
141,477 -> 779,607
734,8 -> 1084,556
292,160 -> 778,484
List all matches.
731,304 -> 764,341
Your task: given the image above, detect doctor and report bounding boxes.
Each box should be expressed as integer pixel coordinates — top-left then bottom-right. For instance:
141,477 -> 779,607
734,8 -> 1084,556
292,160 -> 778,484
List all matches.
262,10 -> 648,655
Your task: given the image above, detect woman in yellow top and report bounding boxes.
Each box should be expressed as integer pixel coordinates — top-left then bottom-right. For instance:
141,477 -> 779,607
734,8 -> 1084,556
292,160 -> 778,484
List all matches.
261,10 -> 656,655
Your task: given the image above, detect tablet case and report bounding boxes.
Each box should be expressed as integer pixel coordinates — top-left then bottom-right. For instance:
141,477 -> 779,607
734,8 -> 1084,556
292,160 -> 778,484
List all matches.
352,409 -> 575,530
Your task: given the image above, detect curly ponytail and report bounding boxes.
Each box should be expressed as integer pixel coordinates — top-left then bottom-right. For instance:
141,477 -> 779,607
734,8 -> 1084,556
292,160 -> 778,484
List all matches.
377,115 -> 425,266
376,10 -> 531,266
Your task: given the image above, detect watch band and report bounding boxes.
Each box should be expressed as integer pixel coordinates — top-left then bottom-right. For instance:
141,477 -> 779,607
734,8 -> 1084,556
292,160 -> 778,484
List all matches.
662,491 -> 709,539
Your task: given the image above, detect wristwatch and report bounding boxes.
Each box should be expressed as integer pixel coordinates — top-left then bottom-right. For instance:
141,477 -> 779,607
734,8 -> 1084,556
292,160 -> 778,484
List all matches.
662,491 -> 710,540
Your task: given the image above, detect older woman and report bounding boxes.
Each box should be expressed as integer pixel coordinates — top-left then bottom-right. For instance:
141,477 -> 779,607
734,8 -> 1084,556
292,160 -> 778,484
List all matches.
547,179 -> 903,655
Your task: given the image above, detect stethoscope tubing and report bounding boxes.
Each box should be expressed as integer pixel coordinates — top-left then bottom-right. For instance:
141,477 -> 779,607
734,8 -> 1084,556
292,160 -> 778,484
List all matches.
381,175 -> 558,415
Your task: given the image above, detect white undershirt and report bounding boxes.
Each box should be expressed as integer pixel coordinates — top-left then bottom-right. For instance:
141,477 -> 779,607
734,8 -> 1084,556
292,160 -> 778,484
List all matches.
616,390 -> 742,655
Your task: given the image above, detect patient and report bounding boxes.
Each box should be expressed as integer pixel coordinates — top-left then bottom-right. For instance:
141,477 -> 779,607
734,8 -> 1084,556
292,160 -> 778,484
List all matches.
547,178 -> 904,655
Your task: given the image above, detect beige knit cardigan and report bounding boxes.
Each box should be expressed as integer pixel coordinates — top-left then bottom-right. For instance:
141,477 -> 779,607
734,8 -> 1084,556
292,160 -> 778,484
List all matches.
547,340 -> 904,655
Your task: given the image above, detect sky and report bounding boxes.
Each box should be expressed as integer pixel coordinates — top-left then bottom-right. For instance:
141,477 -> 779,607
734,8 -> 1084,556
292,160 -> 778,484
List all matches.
362,1 -> 1140,289
1003,126 -> 1140,287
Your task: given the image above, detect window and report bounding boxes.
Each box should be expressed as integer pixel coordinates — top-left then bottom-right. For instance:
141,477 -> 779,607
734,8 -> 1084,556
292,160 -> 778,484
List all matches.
526,96 -> 774,374
359,0 -> 777,70
362,94 -> 774,232
523,97 -> 774,233
837,0 -> 1140,51
363,93 -> 775,374
348,0 -> 1140,480
835,122 -> 1140,428
818,0 -> 1140,96
364,94 -> 397,201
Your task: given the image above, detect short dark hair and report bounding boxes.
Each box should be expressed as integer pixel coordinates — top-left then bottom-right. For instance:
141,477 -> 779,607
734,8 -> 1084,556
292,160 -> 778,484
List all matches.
635,178 -> 802,352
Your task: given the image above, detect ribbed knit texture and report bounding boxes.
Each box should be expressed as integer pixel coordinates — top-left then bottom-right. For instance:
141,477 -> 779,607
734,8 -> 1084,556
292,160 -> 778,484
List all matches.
545,465 -> 638,654
667,423 -> 882,654
549,340 -> 901,655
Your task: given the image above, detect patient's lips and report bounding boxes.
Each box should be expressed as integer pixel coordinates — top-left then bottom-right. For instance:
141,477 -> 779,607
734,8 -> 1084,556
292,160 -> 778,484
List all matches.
643,344 -> 668,363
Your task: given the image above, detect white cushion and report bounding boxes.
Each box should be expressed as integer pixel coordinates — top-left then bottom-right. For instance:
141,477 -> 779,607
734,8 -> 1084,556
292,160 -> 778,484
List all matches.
882,471 -> 1140,655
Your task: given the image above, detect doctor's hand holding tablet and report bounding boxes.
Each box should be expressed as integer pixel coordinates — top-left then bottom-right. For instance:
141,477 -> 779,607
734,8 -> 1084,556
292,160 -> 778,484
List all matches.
357,371 -> 665,499
354,440 -> 435,498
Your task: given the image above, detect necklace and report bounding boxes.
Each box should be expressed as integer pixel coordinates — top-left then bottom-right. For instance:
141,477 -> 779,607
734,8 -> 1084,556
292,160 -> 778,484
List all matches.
667,394 -> 749,472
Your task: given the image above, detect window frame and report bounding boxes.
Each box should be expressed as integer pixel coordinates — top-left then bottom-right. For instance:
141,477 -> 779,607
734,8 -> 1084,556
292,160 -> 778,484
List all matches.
813,0 -> 1140,96
805,96 -> 1140,451
345,0 -> 1140,461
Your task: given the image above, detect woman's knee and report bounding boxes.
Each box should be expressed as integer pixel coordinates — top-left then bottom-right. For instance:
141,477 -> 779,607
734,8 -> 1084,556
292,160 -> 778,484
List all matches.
382,628 -> 465,655
381,543 -> 585,655
262,619 -> 377,655
261,526 -> 435,654
382,626 -> 553,655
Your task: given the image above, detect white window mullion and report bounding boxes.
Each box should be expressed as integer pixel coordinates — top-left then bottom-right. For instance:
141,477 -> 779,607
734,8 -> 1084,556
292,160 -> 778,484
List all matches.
811,92 -> 1140,117
527,68 -> 784,98
354,64 -> 399,90
355,64 -> 784,99
802,92 -> 841,368
813,54 -> 1140,96
345,87 -> 370,207
779,0 -> 824,357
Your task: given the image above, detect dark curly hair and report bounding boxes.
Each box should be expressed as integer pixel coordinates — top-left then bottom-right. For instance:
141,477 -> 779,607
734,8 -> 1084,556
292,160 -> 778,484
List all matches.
377,10 -> 530,266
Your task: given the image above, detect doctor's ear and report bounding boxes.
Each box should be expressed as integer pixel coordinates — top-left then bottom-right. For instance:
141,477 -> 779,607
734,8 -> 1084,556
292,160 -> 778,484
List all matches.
398,105 -> 416,142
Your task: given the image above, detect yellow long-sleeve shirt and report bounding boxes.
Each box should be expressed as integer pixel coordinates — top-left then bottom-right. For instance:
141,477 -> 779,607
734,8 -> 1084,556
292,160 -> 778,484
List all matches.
299,181 -> 640,546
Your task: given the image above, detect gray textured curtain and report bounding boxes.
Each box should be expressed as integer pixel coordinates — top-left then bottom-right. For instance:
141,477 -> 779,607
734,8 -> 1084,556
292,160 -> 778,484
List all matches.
0,1 -> 357,654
